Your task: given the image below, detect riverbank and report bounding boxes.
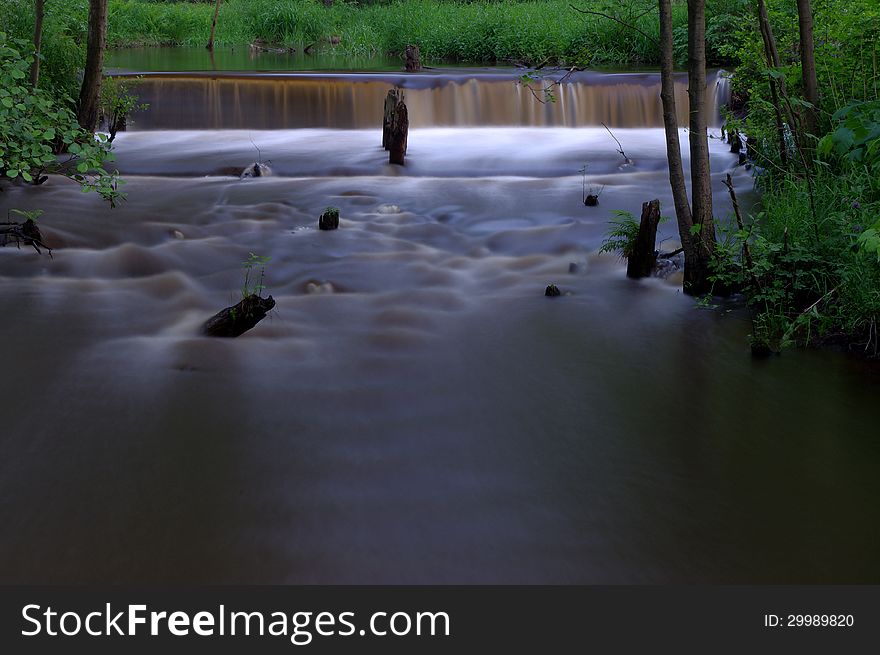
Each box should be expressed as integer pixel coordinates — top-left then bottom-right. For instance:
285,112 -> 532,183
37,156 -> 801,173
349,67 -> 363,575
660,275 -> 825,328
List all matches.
100,1 -> 741,67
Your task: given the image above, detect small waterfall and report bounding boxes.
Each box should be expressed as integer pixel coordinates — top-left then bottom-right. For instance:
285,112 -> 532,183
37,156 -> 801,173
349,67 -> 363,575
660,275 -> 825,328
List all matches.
712,70 -> 732,126
122,71 -> 696,130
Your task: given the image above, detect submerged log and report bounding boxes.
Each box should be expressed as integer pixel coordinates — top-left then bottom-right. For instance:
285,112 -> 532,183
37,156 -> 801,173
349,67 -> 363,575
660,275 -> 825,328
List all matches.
404,45 -> 421,72
203,294 -> 276,338
0,219 -> 52,256
626,199 -> 661,279
382,89 -> 400,150
389,99 -> 409,165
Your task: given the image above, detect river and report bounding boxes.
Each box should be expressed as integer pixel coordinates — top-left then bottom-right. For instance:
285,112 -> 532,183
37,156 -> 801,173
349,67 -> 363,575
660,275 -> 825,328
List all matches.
0,49 -> 877,584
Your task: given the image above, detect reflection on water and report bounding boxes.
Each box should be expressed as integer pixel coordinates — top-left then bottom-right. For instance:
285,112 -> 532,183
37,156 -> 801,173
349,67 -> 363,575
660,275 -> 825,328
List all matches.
0,64 -> 877,584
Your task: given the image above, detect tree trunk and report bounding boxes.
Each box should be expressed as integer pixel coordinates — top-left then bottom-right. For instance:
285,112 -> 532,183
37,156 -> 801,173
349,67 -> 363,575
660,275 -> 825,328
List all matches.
405,45 -> 421,72
796,0 -> 819,134
684,0 -> 716,295
627,200 -> 661,279
658,1 -> 697,283
206,0 -> 222,51
30,0 -> 45,87
756,0 -> 789,167
76,0 -> 108,132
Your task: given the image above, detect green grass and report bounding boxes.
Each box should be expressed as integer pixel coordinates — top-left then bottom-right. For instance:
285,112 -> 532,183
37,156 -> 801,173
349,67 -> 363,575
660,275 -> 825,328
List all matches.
104,0 -> 686,66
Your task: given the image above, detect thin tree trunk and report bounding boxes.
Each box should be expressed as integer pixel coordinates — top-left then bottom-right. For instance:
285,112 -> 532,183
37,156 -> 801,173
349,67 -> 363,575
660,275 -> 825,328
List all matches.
796,0 -> 819,134
206,0 -> 222,51
658,0 -> 694,259
685,0 -> 716,295
77,0 -> 108,132
757,0 -> 789,167
30,0 -> 45,87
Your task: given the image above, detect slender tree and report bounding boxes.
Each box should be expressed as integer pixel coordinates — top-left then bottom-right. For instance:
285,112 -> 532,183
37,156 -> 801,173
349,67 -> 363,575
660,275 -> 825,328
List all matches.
685,0 -> 716,295
77,0 -> 107,131
30,0 -> 45,87
658,0 -> 693,245
757,0 -> 789,167
657,0 -> 716,295
206,0 -> 222,51
796,0 -> 819,134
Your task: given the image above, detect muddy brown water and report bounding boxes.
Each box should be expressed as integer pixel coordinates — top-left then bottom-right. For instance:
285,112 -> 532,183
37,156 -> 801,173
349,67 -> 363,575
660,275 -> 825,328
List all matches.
0,56 -> 877,583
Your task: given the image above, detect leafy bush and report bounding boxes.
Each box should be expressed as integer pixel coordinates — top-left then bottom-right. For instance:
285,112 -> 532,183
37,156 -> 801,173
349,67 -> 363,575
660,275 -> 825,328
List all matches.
0,33 -> 123,205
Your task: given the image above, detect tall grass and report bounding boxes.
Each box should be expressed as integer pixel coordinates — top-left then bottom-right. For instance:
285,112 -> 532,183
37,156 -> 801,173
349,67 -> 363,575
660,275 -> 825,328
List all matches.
105,0 -> 687,65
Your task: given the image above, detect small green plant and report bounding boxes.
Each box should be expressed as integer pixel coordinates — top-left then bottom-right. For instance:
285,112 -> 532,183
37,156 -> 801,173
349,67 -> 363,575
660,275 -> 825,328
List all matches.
8,208 -> 44,223
599,210 -> 640,259
100,76 -> 149,143
241,252 -> 271,299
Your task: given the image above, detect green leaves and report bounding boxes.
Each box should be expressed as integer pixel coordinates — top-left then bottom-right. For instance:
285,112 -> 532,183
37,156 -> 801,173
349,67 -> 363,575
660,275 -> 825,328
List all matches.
0,32 -> 124,207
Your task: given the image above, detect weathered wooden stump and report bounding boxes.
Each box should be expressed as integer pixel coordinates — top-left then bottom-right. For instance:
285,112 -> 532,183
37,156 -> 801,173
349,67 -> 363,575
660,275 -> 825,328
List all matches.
203,294 -> 276,338
382,89 -> 401,150
319,207 -> 340,230
389,100 -> 408,165
545,284 -> 562,297
405,45 -> 421,72
626,199 -> 661,279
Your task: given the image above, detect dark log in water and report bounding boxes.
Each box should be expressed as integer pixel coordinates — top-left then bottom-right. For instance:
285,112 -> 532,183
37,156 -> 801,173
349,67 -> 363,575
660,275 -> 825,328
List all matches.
405,45 -> 421,72
0,219 -> 52,256
203,294 -> 276,337
382,89 -> 400,150
626,199 -> 661,279
389,100 -> 409,165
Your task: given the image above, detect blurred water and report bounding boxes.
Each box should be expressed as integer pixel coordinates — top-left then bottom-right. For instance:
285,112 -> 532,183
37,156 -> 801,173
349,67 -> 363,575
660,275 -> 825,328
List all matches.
0,64 -> 877,584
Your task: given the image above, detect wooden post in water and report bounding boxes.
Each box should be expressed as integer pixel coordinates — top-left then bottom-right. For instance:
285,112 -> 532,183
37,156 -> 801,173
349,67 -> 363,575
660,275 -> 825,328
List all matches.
389,99 -> 409,165
405,45 -> 421,72
626,199 -> 661,279
382,89 -> 400,150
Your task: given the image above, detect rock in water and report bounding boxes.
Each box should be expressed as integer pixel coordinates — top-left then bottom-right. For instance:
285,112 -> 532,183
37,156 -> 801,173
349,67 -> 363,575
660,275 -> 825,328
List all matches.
203,294 -> 276,338
240,162 -> 272,179
545,284 -> 562,297
584,194 -> 599,207
319,208 -> 340,230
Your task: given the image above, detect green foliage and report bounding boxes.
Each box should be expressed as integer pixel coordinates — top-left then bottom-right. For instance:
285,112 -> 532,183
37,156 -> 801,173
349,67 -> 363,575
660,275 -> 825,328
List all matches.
0,33 -> 124,206
8,208 -> 44,222
599,210 -> 640,259
100,76 -> 149,142
0,0 -> 88,105
241,252 -> 271,299
100,0 -> 699,66
711,169 -> 880,355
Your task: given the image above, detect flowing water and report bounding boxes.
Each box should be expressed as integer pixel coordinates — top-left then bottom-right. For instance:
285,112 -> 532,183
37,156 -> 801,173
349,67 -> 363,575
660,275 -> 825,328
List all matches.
1,53 -> 878,584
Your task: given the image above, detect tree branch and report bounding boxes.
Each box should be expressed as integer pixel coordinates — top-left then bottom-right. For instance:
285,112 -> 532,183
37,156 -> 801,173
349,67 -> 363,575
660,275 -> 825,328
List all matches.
569,4 -> 659,48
